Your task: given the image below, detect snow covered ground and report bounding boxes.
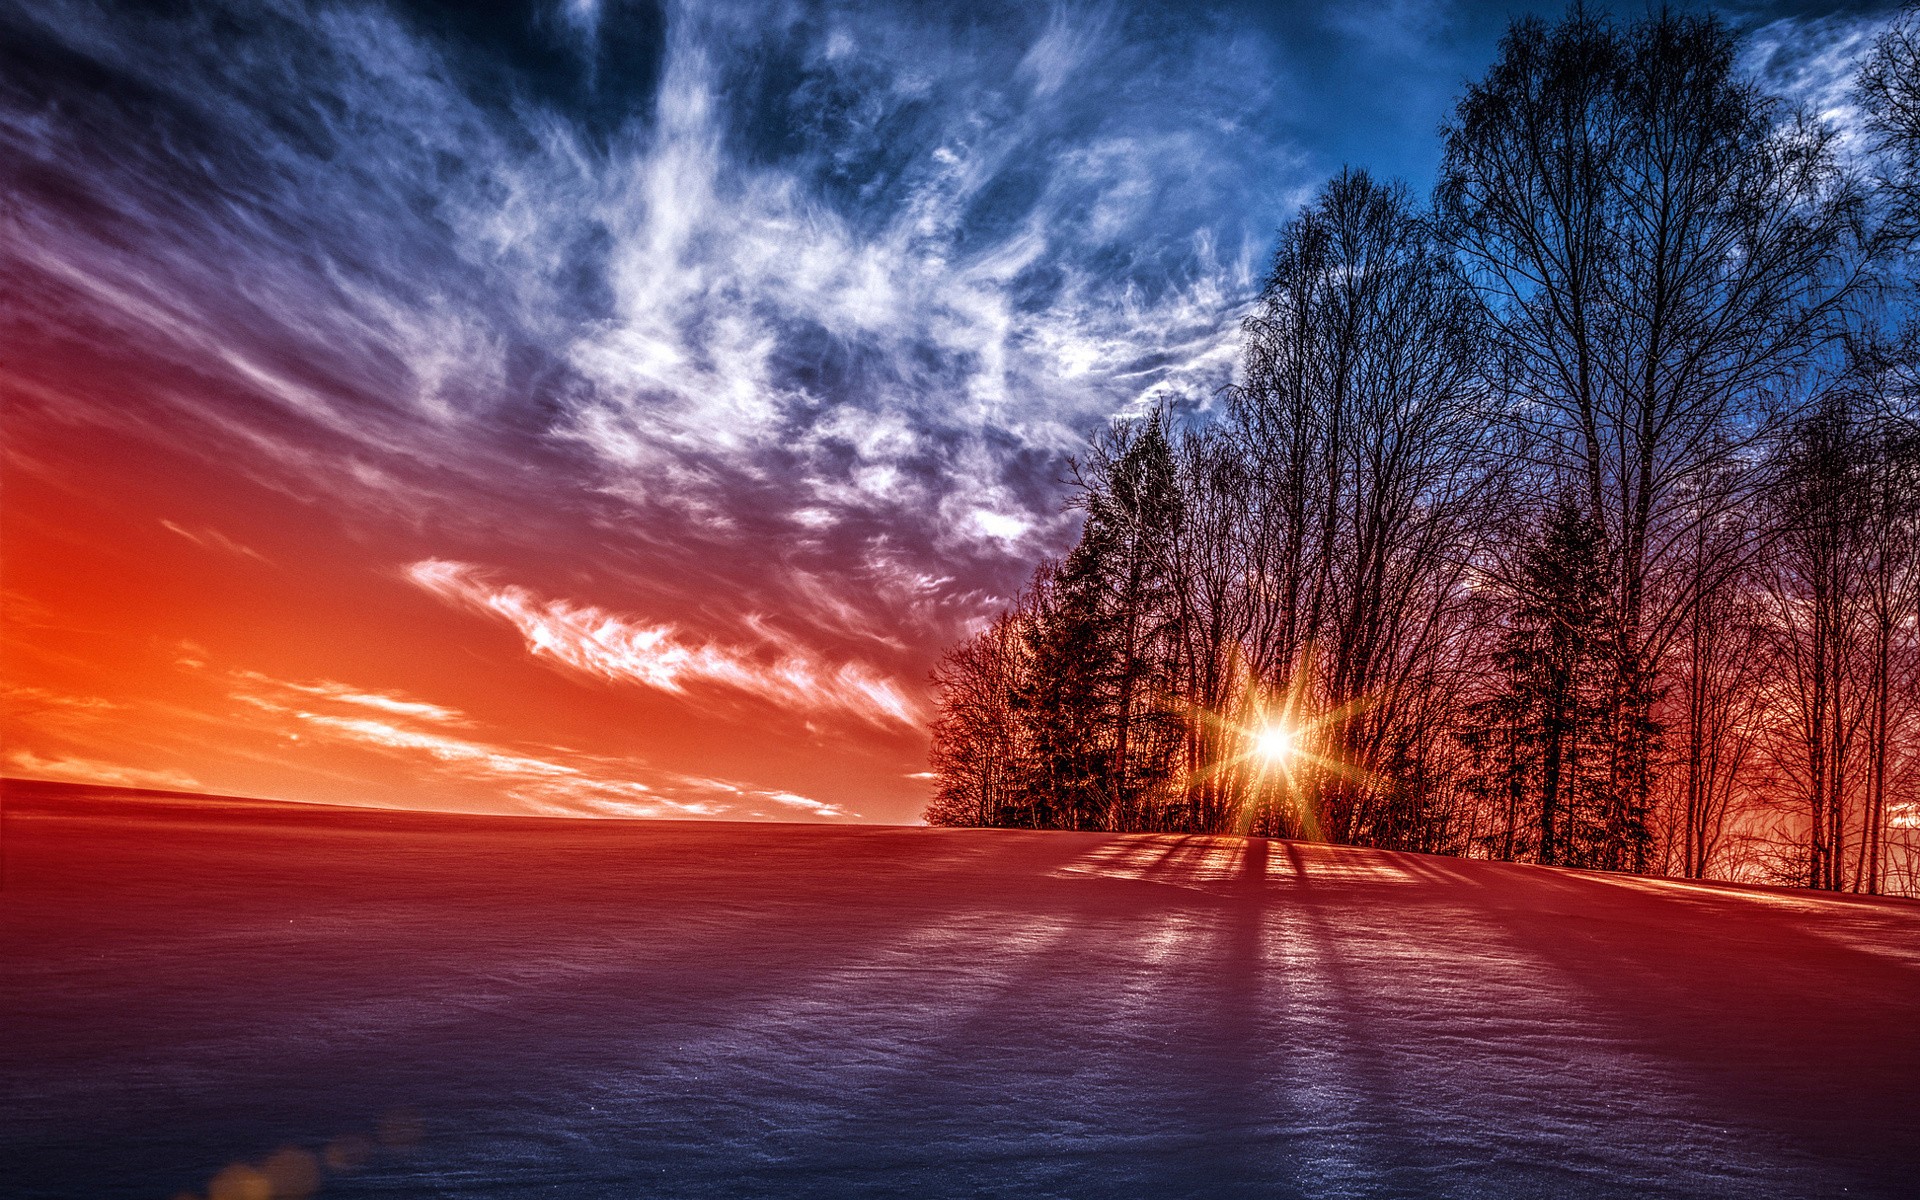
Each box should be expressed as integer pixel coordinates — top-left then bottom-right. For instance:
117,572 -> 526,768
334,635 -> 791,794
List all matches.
3,780 -> 1917,1199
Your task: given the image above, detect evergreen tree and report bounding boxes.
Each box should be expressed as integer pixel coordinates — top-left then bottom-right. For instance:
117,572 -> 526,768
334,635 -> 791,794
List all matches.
1474,500 -> 1617,866
1015,416 -> 1183,831
1016,559 -> 1111,830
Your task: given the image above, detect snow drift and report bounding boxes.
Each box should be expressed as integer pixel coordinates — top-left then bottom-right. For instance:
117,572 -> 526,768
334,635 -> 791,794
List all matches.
2,779 -> 1915,1198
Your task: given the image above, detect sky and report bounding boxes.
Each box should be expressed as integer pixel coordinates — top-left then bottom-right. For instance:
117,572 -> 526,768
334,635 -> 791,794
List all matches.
0,0 -> 1900,824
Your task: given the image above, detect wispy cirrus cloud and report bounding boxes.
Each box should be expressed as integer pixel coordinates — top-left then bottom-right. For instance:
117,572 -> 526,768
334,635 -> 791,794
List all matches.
231,672 -> 469,724
0,0 -> 1296,818
160,520 -> 272,564
229,669 -> 855,819
1741,9 -> 1901,155
4,748 -> 202,793
408,559 -> 917,730
2,683 -> 119,717
644,771 -> 855,821
3,0 -> 1903,823
556,2 -> 1264,495
0,0 -> 1290,646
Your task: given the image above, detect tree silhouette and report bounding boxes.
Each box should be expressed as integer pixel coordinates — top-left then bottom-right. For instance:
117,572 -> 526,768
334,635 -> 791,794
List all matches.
926,4 -> 1920,896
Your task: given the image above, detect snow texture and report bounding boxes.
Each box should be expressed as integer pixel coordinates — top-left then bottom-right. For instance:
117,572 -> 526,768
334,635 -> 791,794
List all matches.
2,779 -> 1917,1198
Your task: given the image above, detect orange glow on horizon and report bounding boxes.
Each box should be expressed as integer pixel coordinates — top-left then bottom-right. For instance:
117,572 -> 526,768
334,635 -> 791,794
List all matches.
0,385 -> 933,822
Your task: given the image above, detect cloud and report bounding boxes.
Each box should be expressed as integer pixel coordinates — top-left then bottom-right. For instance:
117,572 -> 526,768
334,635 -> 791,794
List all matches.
556,18 -> 1261,470
160,520 -> 272,564
0,0 -> 1292,657
229,669 -> 859,819
232,672 -> 469,724
2,683 -> 118,715
408,559 -> 918,729
5,748 -> 202,792
558,0 -> 601,46
1741,11 -> 1900,156
762,789 -> 852,818
650,770 -> 854,819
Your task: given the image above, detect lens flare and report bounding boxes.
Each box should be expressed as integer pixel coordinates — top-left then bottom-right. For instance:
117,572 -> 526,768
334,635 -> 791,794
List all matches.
1176,644 -> 1380,839
1253,725 -> 1294,764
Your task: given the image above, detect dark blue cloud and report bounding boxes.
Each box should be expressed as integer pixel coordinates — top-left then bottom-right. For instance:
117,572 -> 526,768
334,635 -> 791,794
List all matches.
0,0 -> 1902,674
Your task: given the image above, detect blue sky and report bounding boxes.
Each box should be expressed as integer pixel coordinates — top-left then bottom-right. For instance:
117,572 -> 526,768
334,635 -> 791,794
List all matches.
0,0 -> 1905,818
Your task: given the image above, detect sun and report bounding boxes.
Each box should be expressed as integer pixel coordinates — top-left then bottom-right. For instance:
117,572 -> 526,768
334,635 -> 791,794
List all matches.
1177,646 -> 1379,840
1253,724 -> 1295,765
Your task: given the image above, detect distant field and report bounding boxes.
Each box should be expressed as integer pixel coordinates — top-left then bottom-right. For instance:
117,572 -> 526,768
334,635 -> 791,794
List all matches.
3,778 -> 1917,1199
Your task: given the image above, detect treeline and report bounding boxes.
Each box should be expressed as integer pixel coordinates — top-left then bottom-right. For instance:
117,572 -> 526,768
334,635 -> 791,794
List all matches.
926,7 -> 1920,896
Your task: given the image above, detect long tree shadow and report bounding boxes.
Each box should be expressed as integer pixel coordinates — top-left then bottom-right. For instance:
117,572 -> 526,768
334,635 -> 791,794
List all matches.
1353,847 -> 1920,1198
17,792 -> 1915,1199
2,804 -> 1136,1200
1265,838 -> 1502,1199
696,833 -> 1320,1198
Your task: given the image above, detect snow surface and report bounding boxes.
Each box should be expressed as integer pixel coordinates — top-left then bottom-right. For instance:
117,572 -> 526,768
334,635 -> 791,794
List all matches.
2,780 -> 1917,1199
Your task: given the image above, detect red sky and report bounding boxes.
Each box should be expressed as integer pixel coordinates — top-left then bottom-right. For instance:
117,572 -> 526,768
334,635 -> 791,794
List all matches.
0,0 -> 1295,823
3,392 -> 940,820
6,0 -> 1866,822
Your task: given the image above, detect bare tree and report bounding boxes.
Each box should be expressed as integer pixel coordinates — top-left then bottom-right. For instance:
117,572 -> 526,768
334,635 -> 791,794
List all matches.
1227,170 -> 1503,847
1660,462 -> 1769,879
1437,8 -> 1871,870
919,5 -> 1918,898
927,603 -> 1035,827
1163,425 -> 1265,832
1860,4 -> 1920,244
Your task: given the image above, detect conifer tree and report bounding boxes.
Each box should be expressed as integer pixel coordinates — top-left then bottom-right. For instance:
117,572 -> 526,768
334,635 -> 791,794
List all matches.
1475,500 -> 1616,866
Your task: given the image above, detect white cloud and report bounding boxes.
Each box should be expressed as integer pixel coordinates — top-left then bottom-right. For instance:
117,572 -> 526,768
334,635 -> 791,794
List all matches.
762,789 -> 853,818
228,668 -> 860,819
160,520 -> 271,563
5,748 -> 202,792
408,559 -> 919,728
968,508 -> 1031,544
233,672 -> 470,724
1,0 -> 1292,661
1742,12 -> 1899,157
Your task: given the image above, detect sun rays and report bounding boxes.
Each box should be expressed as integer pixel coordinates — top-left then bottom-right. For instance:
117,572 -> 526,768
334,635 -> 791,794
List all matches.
1182,647 -> 1380,839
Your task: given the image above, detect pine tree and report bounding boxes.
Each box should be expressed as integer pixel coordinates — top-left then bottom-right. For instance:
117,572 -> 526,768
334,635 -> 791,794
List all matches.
1084,417 -> 1183,829
1015,416 -> 1183,831
1016,558 -> 1111,830
1475,500 -> 1616,866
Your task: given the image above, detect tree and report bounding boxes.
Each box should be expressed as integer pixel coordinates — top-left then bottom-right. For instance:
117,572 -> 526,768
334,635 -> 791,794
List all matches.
1758,344 -> 1920,891
926,606 -> 1032,827
1758,394 -> 1875,889
1437,7 -> 1869,871
1860,4 -> 1920,244
1162,424 -> 1266,833
919,4 -> 1920,898
1004,414 -> 1186,832
1470,499 -> 1618,867
1226,170 -> 1501,847
1078,415 -> 1185,830
1856,405 -> 1920,893
1660,462 -> 1768,880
